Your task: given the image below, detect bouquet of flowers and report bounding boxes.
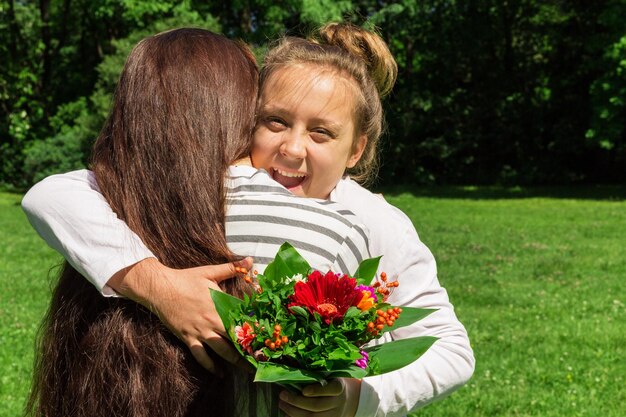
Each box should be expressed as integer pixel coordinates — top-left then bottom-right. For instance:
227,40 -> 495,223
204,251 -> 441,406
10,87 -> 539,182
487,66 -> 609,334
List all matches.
210,243 -> 437,388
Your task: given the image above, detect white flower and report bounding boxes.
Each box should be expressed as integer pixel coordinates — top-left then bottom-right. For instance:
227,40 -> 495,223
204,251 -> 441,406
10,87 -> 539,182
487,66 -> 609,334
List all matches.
285,273 -> 305,284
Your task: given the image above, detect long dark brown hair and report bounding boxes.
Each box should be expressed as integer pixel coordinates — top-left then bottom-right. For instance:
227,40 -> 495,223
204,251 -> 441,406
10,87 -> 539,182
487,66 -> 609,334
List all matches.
26,28 -> 259,417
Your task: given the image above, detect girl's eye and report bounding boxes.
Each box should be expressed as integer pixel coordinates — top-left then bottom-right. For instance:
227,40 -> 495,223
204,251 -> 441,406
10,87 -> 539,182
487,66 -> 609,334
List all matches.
310,128 -> 335,142
264,116 -> 287,131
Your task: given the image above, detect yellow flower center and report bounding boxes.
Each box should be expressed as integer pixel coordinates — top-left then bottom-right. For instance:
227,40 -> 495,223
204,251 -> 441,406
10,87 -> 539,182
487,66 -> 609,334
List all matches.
317,303 -> 338,316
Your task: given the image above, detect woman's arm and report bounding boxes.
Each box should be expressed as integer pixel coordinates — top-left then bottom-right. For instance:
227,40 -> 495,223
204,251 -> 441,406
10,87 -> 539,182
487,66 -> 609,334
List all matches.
22,169 -> 155,295
21,169 -> 250,372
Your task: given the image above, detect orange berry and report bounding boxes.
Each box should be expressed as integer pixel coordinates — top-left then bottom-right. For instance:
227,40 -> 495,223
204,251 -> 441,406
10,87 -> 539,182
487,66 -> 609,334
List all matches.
377,317 -> 385,324
387,320 -> 394,327
367,322 -> 375,328
254,270 -> 258,275
269,342 -> 276,350
381,272 -> 387,282
274,324 -> 282,332
264,339 -> 271,346
282,336 -> 288,343
372,281 -> 381,288
275,339 -> 281,347
244,276 -> 252,283
376,324 -> 384,330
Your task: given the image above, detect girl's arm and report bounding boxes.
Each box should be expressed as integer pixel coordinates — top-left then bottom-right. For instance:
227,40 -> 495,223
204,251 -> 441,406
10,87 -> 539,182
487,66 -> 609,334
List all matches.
331,180 -> 475,417
21,170 -> 249,372
356,225 -> 475,417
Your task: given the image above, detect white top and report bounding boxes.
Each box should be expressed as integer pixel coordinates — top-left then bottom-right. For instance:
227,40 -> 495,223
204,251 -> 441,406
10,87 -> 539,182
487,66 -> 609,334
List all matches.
330,178 -> 475,417
22,167 -> 370,296
22,169 -> 474,417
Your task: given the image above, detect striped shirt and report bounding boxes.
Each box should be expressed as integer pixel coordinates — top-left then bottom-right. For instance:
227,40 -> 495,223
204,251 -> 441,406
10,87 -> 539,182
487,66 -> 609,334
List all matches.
225,166 -> 370,275
22,167 -> 370,295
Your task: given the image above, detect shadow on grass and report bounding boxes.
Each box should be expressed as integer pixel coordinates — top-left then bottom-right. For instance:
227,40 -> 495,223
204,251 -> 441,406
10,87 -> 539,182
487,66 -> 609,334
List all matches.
376,184 -> 626,201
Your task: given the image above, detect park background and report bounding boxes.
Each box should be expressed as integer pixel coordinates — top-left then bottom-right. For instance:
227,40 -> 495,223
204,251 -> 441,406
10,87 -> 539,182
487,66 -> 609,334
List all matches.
1,1 -> 625,416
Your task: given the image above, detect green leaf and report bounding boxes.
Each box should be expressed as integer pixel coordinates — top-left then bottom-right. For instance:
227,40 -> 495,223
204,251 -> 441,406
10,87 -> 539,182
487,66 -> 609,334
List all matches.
289,305 -> 310,318
386,307 -> 437,332
209,289 -> 244,336
264,242 -> 311,280
353,256 -> 382,284
254,362 -> 324,385
325,365 -> 368,379
309,321 -> 322,333
343,306 -> 360,319
364,336 -> 438,375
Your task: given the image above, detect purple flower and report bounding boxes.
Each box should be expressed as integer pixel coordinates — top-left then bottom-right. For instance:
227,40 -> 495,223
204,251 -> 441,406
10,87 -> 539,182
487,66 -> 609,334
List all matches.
355,350 -> 369,369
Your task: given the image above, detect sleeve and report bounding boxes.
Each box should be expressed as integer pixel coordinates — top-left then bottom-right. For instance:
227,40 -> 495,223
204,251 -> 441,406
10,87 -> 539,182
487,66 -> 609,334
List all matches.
21,169 -> 156,296
355,224 -> 475,417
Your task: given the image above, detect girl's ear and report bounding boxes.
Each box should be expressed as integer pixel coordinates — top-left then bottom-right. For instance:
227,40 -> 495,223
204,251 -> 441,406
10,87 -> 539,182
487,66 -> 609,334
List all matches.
346,135 -> 367,168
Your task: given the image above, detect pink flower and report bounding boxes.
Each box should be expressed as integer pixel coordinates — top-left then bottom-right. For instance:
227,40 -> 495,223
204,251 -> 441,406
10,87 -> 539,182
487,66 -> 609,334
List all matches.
235,322 -> 255,354
355,350 -> 369,369
288,270 -> 361,324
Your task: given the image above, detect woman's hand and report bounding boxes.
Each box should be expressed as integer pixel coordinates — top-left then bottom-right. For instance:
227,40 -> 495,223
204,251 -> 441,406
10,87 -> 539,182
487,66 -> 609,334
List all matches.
279,378 -> 361,417
107,257 -> 253,374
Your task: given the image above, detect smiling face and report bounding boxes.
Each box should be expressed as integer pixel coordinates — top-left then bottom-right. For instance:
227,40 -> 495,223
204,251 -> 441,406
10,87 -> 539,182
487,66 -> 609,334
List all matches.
251,65 -> 366,199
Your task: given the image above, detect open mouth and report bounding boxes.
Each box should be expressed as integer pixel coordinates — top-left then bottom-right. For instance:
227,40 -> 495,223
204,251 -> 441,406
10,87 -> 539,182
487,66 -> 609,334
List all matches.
271,168 -> 307,190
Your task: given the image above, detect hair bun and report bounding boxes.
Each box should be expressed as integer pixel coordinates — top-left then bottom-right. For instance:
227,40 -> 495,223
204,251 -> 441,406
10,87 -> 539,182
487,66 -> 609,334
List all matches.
318,23 -> 397,98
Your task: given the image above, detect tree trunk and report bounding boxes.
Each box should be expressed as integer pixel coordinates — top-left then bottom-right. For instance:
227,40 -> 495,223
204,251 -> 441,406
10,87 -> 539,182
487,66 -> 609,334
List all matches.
39,0 -> 51,115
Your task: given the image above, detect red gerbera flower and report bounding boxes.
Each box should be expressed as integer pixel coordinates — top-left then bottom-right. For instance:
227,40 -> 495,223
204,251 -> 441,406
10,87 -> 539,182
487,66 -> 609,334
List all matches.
288,271 -> 361,324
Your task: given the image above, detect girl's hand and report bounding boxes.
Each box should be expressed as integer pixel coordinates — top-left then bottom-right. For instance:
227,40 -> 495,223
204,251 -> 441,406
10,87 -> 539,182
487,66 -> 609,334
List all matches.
279,378 -> 361,417
108,256 -> 253,374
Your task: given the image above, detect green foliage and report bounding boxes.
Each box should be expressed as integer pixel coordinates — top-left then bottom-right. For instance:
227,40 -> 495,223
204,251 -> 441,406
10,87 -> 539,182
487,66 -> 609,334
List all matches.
1,0 -> 626,187
587,33 -> 626,161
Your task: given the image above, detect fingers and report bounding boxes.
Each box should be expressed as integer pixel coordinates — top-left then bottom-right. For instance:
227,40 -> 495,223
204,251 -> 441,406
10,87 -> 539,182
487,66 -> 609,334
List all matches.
188,340 -> 218,375
203,333 -> 243,366
189,257 -> 254,284
302,379 -> 344,397
279,382 -> 345,414
279,394 -> 341,417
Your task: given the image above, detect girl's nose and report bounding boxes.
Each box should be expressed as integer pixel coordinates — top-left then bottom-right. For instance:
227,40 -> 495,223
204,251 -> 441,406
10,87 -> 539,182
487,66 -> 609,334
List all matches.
280,131 -> 307,159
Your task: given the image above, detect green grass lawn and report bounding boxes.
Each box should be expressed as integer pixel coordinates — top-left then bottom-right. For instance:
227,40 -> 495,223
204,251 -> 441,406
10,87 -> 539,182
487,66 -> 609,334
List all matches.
1,187 -> 625,417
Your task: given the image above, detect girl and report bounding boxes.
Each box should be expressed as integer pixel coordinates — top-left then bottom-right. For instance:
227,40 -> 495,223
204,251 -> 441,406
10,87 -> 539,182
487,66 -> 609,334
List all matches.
24,24 -> 474,417
23,28 -> 370,417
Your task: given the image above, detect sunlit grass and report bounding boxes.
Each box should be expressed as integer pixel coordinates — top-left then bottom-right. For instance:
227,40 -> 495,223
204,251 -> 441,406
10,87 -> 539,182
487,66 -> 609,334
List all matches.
1,188 -> 624,417
0,192 -> 61,417
387,188 -> 626,417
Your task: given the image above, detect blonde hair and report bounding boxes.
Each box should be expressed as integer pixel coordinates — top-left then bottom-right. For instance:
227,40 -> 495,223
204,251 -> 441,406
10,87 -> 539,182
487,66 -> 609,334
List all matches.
260,22 -> 398,184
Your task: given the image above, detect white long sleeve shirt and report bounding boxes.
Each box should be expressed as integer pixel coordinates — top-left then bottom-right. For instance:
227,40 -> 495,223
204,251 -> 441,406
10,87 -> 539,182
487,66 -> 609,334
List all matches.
22,169 -> 474,416
22,167 -> 370,295
331,178 -> 475,416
